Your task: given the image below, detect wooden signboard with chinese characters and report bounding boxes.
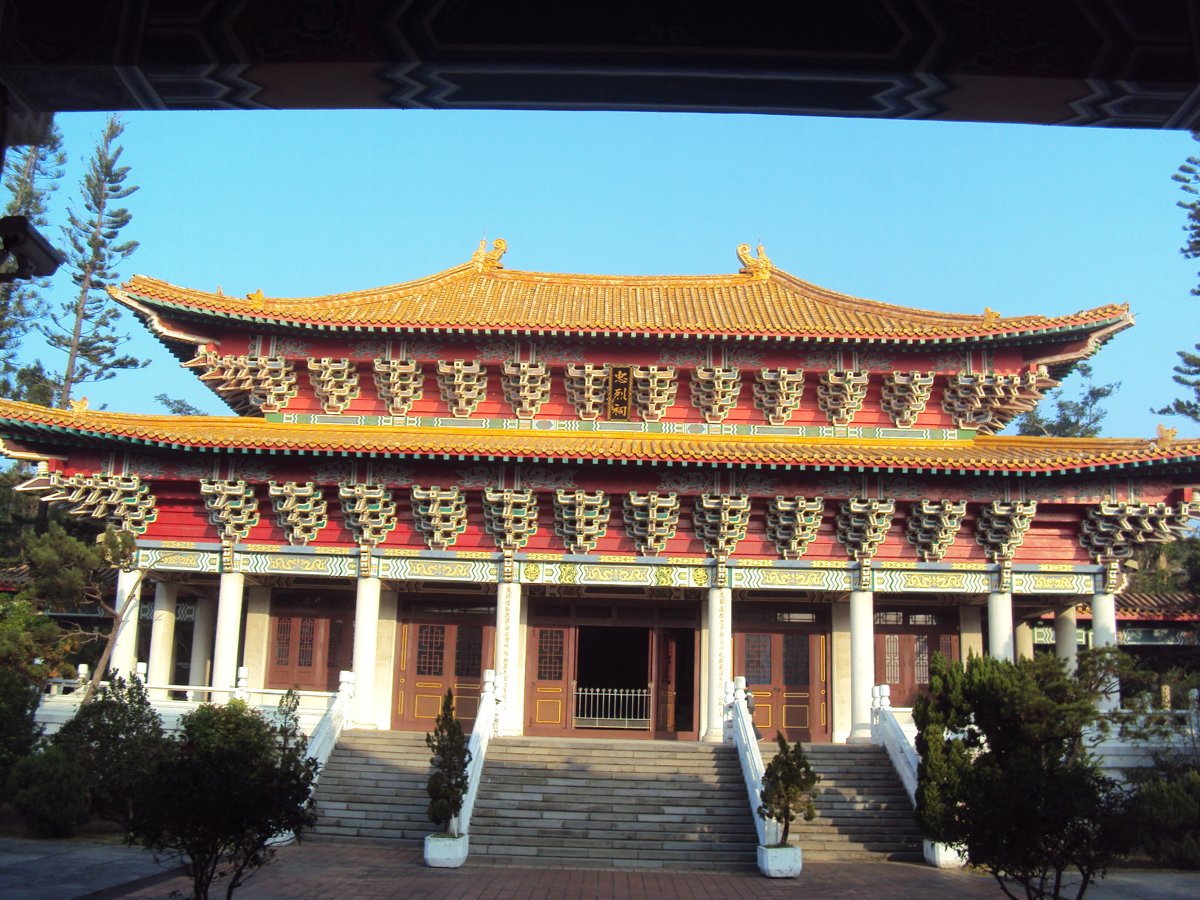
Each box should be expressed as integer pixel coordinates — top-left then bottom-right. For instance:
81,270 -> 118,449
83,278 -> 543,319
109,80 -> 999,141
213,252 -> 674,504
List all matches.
606,365 -> 632,420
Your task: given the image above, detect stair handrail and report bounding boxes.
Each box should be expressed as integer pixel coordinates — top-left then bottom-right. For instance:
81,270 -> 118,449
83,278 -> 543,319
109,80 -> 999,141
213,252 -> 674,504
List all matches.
870,684 -> 917,806
459,668 -> 497,836
305,670 -> 355,783
725,675 -> 776,846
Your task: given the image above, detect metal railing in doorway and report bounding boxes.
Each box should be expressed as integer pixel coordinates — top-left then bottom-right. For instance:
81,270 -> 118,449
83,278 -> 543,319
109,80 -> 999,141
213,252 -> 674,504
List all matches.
572,683 -> 652,730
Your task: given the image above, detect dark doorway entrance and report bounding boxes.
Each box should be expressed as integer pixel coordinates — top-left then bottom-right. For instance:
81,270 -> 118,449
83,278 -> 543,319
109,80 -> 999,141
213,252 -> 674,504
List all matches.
576,626 -> 648,688
574,627 -> 650,730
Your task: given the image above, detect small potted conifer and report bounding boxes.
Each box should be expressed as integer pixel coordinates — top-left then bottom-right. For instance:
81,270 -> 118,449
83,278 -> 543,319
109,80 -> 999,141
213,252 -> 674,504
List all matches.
756,732 -> 820,878
423,689 -> 473,868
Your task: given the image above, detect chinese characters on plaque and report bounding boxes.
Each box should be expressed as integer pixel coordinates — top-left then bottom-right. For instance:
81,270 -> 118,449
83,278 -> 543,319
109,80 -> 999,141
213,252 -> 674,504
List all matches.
606,365 -> 632,420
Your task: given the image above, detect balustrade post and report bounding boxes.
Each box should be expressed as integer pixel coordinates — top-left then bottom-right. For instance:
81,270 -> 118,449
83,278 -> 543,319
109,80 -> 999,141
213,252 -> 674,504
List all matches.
339,670 -> 356,704
235,665 -> 249,701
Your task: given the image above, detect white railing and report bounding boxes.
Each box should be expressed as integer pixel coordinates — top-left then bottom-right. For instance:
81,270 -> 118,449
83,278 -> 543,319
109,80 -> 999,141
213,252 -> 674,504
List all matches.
725,675 -> 774,847
305,671 -> 355,777
459,668 -> 498,836
573,684 -> 651,730
869,685 -> 918,806
37,664 -> 339,741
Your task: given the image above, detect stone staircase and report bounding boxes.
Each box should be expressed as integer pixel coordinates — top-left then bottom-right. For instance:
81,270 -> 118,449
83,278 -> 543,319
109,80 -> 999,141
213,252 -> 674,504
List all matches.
468,737 -> 759,870
310,729 -> 430,842
309,730 -> 924,867
770,742 -> 924,862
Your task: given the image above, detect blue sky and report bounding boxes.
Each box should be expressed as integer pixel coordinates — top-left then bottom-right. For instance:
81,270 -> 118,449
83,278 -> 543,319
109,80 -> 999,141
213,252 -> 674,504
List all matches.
23,109 -> 1200,438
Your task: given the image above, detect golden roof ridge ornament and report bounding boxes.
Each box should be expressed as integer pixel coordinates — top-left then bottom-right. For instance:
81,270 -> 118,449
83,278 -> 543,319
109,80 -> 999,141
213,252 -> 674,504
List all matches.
247,288 -> 265,307
737,243 -> 772,281
68,396 -> 89,413
472,238 -> 507,272
1152,424 -> 1178,451
982,307 -> 1001,328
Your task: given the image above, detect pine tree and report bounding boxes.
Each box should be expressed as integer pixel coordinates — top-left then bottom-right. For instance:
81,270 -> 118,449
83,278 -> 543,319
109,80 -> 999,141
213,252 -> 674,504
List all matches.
40,115 -> 146,408
1015,363 -> 1119,437
1154,344 -> 1200,423
0,120 -> 66,396
1158,134 -> 1200,423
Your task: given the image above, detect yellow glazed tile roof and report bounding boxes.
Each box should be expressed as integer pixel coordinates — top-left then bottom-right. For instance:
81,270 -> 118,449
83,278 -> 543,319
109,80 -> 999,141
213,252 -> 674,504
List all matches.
1,400 -> 1195,476
110,242 -> 1132,344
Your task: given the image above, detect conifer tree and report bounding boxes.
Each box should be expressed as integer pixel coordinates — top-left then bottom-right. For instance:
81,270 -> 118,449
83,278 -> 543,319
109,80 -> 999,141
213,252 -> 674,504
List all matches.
0,120 -> 66,397
1015,364 -> 1118,437
1158,134 -> 1200,423
40,115 -> 146,408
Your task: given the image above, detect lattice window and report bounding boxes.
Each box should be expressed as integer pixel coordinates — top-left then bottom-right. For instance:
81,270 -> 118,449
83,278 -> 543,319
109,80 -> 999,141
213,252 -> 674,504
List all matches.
875,611 -> 903,626
298,618 -> 316,668
274,619 -> 291,666
783,634 -> 809,687
328,619 -> 345,670
910,613 -> 940,626
538,630 -> 564,680
884,634 -> 900,684
455,626 -> 483,678
939,634 -> 956,662
915,635 -> 930,685
744,634 -> 772,685
417,624 -> 446,677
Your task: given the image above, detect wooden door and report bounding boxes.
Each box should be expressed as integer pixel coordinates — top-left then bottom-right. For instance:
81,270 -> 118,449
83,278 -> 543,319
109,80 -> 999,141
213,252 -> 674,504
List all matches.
526,626 -> 574,734
268,612 -> 352,691
655,630 -> 679,733
393,621 -> 494,731
735,631 -> 829,742
875,630 -> 959,707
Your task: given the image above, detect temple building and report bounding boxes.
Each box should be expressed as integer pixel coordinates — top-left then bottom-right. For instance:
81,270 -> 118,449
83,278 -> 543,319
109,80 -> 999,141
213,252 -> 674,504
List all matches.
1,240 -> 1197,744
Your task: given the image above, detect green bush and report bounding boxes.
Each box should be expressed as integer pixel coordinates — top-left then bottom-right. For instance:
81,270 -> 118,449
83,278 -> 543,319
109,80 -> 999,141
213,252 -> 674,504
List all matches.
757,732 -> 820,845
1130,770 -> 1200,868
52,675 -> 164,831
426,689 -> 471,836
0,667 -> 41,800
8,745 -> 89,838
130,694 -> 318,899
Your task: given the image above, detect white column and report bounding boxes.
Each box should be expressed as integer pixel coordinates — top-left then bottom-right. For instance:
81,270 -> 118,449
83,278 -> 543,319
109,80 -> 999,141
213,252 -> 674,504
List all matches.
352,575 -> 382,728
1014,620 -> 1034,661
495,582 -> 525,735
1054,605 -> 1078,673
848,590 -> 874,742
958,605 -> 983,664
1091,591 -> 1120,711
146,581 -> 177,698
110,568 -> 143,679
241,585 -> 272,689
211,571 -> 245,694
703,586 -> 732,742
831,600 -> 852,743
373,589 -> 399,729
190,595 -> 216,690
987,591 -> 1014,662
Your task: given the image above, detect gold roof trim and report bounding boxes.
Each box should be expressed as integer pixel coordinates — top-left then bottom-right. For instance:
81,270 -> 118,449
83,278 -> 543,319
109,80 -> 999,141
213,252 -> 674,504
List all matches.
0,400 -> 1194,474
108,242 -> 1133,343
